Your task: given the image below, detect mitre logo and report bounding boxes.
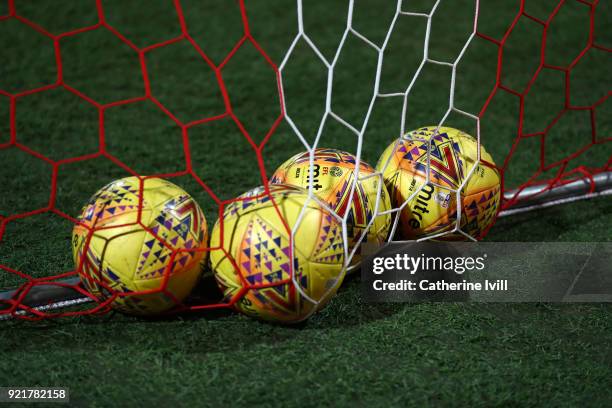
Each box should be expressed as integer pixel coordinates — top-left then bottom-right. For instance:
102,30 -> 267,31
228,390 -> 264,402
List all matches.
305,163 -> 323,191
408,183 -> 435,230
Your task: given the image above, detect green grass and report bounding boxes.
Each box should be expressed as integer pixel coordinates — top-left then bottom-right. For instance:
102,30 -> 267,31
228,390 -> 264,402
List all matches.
0,1 -> 611,406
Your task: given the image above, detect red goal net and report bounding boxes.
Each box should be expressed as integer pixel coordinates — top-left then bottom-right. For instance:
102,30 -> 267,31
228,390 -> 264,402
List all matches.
0,0 -> 609,320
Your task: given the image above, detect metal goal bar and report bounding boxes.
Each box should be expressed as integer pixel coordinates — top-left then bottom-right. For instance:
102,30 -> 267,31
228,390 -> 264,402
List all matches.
499,171 -> 612,217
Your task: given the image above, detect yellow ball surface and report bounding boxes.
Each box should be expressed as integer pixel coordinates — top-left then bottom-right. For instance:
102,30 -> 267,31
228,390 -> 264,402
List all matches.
376,126 -> 501,240
271,148 -> 391,265
210,184 -> 345,324
72,177 -> 208,315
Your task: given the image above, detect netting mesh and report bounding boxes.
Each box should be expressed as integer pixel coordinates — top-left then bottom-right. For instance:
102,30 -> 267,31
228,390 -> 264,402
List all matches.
477,0 -> 610,209
0,0 -> 609,319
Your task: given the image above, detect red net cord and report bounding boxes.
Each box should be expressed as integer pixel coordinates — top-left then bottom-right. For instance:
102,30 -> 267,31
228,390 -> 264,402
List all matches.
477,0 -> 610,211
0,0 -> 609,319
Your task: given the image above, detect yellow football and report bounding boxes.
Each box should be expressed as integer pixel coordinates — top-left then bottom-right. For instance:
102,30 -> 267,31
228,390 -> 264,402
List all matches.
376,126 -> 501,240
209,184 -> 345,324
271,148 -> 391,266
72,177 -> 208,315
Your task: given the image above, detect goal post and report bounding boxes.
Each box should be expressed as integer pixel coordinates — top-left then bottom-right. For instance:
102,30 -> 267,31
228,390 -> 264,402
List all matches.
499,170 -> 612,217
0,0 -> 609,320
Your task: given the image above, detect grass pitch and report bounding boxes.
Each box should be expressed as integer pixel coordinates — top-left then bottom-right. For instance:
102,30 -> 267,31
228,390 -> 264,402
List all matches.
0,1 -> 611,406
